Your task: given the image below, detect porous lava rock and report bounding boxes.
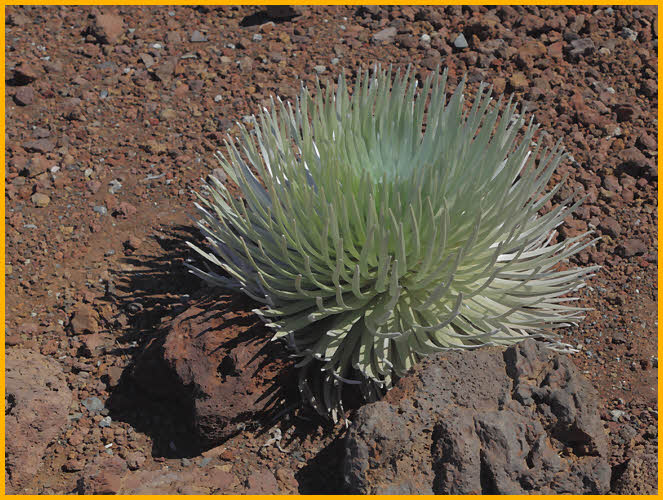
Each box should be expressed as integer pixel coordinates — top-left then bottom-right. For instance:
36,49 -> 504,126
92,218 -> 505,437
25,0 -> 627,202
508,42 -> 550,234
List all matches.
5,349 -> 73,493
344,340 -> 611,494
131,296 -> 296,447
611,445 -> 658,495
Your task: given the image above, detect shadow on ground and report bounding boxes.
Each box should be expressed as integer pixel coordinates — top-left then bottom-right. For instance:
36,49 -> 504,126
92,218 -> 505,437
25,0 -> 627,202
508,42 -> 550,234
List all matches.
101,224 -> 208,457
101,224 -> 340,464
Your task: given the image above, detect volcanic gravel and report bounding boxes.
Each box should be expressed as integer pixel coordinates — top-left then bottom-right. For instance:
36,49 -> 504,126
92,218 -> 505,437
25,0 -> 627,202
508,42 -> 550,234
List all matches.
5,5 -> 658,494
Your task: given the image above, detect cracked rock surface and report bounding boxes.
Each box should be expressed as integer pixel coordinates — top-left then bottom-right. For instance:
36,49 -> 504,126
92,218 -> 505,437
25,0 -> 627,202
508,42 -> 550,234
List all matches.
344,340 -> 612,494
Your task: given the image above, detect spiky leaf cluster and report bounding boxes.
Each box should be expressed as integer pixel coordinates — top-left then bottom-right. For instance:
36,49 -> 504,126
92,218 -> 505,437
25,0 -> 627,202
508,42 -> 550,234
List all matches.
188,66 -> 597,420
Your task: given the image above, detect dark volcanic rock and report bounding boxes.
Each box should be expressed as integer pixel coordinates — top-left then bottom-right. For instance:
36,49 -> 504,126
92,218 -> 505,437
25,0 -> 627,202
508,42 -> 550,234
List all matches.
344,340 -> 611,494
12,62 -> 39,85
131,297 -> 296,447
14,86 -> 35,106
265,5 -> 307,20
6,349 -> 73,493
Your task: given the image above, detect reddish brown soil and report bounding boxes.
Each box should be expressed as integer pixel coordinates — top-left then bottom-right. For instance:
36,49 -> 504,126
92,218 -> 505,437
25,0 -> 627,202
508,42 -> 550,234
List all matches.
5,5 -> 657,494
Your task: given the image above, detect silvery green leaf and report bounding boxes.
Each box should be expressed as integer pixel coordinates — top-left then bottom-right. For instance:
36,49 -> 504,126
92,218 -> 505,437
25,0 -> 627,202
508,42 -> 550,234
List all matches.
188,65 -> 596,420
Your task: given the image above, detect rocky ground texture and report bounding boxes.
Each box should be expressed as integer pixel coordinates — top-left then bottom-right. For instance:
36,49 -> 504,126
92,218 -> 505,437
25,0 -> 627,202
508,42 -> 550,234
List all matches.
5,5 -> 658,494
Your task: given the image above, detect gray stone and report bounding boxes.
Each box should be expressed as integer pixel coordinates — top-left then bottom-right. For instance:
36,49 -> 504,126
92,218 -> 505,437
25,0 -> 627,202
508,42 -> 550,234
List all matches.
567,38 -> 595,59
140,53 -> 155,68
82,396 -> 104,413
372,27 -> 396,44
620,27 -> 638,41
108,179 -> 122,194
453,33 -> 468,49
190,30 -> 207,43
208,168 -> 227,184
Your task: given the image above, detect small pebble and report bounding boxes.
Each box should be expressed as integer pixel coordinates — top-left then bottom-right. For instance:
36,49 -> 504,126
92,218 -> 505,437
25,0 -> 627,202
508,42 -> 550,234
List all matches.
620,27 -> 638,41
313,65 -> 326,74
93,205 -> 107,216
214,95 -> 223,103
126,452 -> 146,470
252,33 -> 263,42
190,30 -> 207,43
124,235 -> 143,251
62,459 -> 85,472
31,193 -> 50,207
453,33 -> 468,49
610,409 -> 626,421
82,396 -> 104,413
108,179 -> 122,194
210,168 -> 227,183
99,416 -> 112,428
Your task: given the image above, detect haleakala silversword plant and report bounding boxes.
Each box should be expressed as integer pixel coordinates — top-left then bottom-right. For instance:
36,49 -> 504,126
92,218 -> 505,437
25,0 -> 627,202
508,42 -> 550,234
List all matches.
187,65 -> 598,420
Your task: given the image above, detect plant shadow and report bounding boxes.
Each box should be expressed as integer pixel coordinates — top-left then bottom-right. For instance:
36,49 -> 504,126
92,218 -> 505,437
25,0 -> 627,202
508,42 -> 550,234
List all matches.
101,223 -> 339,459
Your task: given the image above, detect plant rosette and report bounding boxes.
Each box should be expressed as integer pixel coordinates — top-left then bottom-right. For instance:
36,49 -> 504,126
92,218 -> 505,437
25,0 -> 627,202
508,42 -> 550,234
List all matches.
188,66 -> 598,421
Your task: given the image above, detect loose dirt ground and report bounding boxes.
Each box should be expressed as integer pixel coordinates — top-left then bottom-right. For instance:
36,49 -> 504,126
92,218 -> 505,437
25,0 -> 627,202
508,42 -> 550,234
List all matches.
5,5 -> 657,494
